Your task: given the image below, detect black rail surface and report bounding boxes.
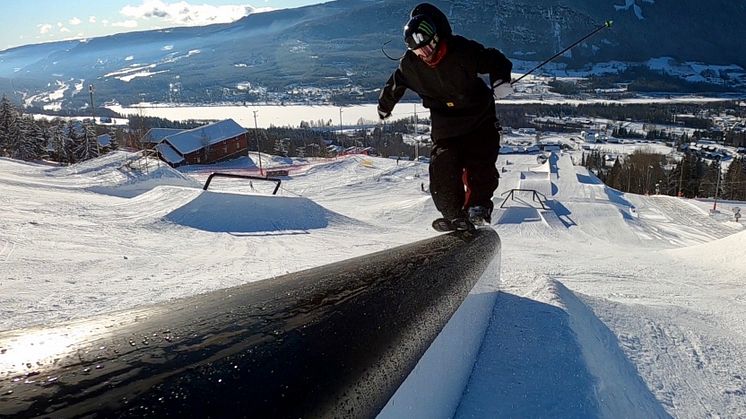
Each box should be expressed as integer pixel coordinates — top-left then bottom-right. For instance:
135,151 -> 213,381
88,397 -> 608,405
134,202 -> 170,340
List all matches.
0,228 -> 500,418
203,172 -> 281,194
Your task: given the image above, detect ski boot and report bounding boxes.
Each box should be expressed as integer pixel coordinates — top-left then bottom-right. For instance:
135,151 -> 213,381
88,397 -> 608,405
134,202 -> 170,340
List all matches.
451,217 -> 476,231
431,217 -> 476,232
468,206 -> 492,226
431,217 -> 454,232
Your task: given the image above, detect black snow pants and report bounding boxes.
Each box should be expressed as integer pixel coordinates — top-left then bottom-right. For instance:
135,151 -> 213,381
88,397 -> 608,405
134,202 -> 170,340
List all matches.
428,119 -> 500,220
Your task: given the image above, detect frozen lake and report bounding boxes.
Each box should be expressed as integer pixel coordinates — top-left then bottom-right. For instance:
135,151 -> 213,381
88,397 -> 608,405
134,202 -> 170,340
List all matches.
106,103 -> 430,129
106,95 -> 740,129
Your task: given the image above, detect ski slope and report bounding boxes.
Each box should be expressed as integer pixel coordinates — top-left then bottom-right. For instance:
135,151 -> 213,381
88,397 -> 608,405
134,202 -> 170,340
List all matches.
1,150 -> 745,418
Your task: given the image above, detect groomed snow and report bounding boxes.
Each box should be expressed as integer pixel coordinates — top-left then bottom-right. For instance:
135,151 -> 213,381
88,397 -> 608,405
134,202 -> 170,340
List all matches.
1,147 -> 745,418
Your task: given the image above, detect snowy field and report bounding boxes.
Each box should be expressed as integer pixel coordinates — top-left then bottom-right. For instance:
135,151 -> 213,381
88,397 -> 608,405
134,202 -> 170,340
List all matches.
105,96 -> 741,129
106,103 -> 406,129
1,149 -> 745,418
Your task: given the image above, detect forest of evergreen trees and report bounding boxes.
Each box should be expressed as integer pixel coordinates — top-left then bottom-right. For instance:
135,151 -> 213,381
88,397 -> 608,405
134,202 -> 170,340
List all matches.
584,149 -> 746,201
0,96 -> 117,164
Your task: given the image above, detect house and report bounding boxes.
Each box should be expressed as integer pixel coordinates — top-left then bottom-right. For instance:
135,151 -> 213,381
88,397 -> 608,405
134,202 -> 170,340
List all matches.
340,146 -> 375,156
156,119 -> 248,167
537,139 -> 562,152
517,127 -> 536,135
140,128 -> 185,149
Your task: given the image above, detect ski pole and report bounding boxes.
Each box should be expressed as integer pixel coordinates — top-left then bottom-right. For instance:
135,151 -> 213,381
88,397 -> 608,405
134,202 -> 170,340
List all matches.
509,20 -> 613,86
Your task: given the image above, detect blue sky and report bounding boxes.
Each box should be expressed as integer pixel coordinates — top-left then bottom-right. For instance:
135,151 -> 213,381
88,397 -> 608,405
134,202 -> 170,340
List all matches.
0,0 -> 328,51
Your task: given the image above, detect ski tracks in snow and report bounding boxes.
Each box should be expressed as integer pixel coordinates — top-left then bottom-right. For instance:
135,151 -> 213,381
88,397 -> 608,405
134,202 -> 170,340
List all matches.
632,195 -> 740,246
589,300 -> 746,418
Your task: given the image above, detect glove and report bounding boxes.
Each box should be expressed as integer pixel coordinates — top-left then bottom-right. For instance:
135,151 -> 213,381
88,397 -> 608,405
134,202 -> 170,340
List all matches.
492,79 -> 514,99
377,106 -> 391,120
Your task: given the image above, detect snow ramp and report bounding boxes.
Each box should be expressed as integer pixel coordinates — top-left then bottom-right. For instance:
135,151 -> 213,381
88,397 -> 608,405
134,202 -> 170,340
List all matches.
518,160 -> 553,198
456,278 -> 670,418
666,229 -> 746,275
163,190 -> 356,233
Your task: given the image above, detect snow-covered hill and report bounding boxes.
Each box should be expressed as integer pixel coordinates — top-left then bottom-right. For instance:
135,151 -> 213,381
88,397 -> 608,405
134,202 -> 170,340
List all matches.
3,0 -> 746,110
1,149 -> 745,417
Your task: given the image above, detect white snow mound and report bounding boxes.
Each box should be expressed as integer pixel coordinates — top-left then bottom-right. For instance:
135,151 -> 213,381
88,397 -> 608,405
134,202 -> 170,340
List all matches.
163,191 -> 358,233
666,229 -> 746,274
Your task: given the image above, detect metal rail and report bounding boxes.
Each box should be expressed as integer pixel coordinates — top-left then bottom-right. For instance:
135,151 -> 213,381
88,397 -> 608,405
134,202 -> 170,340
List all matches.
203,172 -> 281,195
500,188 -> 550,210
0,229 -> 500,418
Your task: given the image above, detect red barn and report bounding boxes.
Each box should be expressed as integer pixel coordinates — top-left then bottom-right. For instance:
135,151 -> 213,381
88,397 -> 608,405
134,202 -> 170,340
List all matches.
156,119 -> 248,167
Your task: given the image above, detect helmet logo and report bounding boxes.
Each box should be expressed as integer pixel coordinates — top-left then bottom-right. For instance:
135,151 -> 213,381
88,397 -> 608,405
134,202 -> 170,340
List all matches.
418,21 -> 435,37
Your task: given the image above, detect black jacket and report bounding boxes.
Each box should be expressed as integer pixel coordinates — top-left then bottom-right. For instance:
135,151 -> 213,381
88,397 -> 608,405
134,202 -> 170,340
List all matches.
378,35 -> 512,141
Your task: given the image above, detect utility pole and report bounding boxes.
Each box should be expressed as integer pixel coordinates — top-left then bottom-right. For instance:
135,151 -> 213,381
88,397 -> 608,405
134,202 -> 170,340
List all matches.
339,108 -> 344,149
253,110 -> 263,177
713,157 -> 722,212
413,103 -> 419,161
89,84 -> 100,154
678,155 -> 686,197
89,84 -> 96,123
627,162 -> 632,192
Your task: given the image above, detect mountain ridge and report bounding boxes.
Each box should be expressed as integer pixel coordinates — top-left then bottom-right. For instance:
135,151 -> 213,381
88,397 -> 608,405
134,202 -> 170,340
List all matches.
1,0 -> 745,110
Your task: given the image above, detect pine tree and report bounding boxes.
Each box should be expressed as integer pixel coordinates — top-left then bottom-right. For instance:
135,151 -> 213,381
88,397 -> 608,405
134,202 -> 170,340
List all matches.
686,156 -> 706,198
273,137 -> 289,157
108,130 -> 120,151
65,122 -> 82,164
724,157 -> 746,201
740,158 -> 746,201
698,160 -> 721,199
672,154 -> 699,198
13,116 -> 47,161
607,157 -> 623,190
0,96 -> 20,157
50,122 -> 70,164
73,121 -> 100,161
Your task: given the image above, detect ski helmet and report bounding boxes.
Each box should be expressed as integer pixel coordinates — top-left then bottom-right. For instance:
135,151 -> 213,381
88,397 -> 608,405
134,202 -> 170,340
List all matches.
410,3 -> 452,38
404,14 -> 440,59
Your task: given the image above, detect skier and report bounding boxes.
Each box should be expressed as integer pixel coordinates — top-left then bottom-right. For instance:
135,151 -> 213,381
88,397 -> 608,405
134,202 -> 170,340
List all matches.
377,3 -> 513,231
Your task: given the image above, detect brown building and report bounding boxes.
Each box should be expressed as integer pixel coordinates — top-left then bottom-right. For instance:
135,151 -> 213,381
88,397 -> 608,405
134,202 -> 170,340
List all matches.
141,128 -> 185,149
155,119 -> 248,167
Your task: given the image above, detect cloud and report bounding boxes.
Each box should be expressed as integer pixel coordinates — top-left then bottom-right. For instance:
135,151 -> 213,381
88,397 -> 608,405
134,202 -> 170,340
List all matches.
120,0 -> 257,27
69,17 -> 82,25
112,20 -> 139,28
89,16 -> 97,23
38,24 -> 53,34
55,22 -> 71,33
